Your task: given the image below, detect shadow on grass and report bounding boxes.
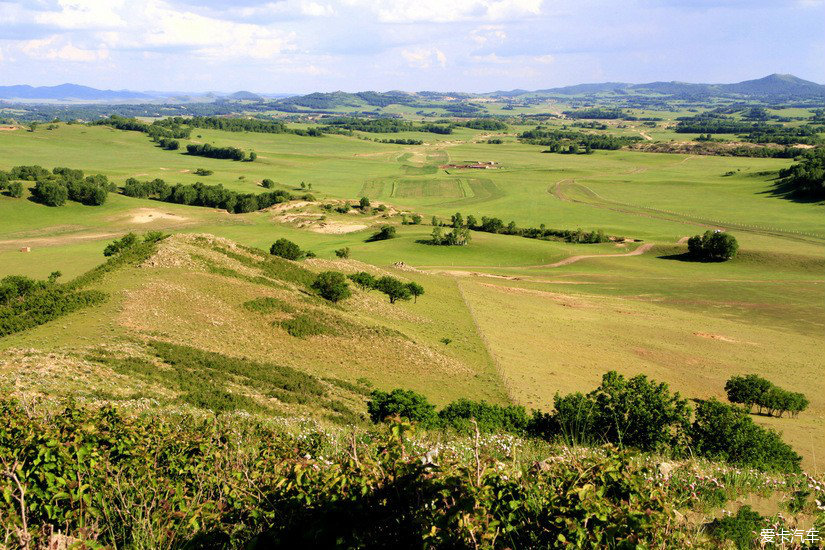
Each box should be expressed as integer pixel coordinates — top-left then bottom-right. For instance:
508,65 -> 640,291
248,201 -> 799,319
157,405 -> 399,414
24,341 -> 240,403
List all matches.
758,177 -> 825,204
657,252 -> 728,263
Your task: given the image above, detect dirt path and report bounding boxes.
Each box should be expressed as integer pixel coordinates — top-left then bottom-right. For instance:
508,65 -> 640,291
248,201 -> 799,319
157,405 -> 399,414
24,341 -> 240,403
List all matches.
638,131 -> 652,141
529,243 -> 654,269
0,231 -> 120,251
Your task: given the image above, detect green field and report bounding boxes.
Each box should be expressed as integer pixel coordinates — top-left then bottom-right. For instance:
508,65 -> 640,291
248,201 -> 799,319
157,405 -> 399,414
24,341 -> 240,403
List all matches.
1,121 -> 823,470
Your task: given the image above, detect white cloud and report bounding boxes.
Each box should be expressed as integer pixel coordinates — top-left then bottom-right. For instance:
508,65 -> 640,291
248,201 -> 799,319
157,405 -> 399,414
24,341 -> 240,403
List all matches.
401,46 -> 447,68
345,0 -> 543,23
20,36 -> 109,62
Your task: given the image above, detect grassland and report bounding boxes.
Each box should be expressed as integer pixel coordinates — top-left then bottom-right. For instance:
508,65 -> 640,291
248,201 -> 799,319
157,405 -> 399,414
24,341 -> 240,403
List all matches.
1,120 -> 822,470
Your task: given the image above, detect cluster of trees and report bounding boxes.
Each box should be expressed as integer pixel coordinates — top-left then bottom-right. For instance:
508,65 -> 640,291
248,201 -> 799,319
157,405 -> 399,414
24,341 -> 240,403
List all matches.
438,211 -> 609,244
2,165 -> 112,207
519,128 -> 639,152
0,171 -> 24,198
429,224 -> 471,246
675,113 -> 823,145
0,272 -> 106,337
563,108 -> 624,119
323,117 -> 453,135
777,147 -> 825,200
347,272 -> 424,303
725,374 -> 809,418
102,231 -> 165,257
375,138 -> 423,145
186,143 -> 251,161
93,115 -> 191,141
122,178 -> 297,213
456,118 -> 508,131
687,231 -> 739,261
370,370 -> 802,473
311,271 -> 351,302
368,390 -> 527,433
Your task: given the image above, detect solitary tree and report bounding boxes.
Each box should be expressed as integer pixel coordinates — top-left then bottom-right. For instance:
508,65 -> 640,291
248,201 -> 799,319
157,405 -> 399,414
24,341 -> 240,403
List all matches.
405,282 -> 424,303
311,271 -> 351,303
359,196 -> 371,209
375,276 -> 412,303
270,238 -> 304,260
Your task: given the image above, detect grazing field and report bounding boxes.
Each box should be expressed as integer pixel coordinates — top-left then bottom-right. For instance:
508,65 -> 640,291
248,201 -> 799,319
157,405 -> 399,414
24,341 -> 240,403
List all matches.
1,121 -> 823,471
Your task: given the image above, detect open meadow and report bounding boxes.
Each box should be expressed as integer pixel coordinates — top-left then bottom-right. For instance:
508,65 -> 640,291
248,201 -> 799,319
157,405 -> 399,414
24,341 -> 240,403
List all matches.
2,120 -> 823,473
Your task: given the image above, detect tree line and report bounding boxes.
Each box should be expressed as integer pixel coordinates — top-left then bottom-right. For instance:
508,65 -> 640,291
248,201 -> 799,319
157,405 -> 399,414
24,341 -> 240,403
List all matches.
519,127 -> 640,152
122,178 -> 302,213
1,165 -> 113,206
186,143 -> 252,161
435,211 -> 610,244
323,117 -> 454,135
725,374 -> 809,418
369,370 -> 802,473
777,147 -> 825,200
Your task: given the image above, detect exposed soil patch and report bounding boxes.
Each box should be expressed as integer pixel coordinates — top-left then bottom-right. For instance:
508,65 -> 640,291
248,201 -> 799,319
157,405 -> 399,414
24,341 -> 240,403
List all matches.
128,208 -> 188,224
531,243 -> 654,268
310,222 -> 368,234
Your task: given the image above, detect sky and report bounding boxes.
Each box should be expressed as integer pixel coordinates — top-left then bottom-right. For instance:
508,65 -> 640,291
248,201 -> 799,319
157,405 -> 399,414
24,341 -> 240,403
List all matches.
0,0 -> 823,93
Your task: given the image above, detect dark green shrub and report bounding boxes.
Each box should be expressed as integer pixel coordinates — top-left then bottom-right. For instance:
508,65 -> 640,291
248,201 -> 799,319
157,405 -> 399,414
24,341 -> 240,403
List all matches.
374,276 -> 411,303
30,180 -> 67,206
311,271 -> 351,303
367,388 -> 438,427
270,238 -> 304,260
103,233 -> 139,256
438,398 -> 528,434
707,505 -> 764,550
366,225 -> 396,242
334,247 -> 350,259
687,231 -> 739,261
348,271 -> 376,290
690,399 -> 801,472
5,181 -> 23,198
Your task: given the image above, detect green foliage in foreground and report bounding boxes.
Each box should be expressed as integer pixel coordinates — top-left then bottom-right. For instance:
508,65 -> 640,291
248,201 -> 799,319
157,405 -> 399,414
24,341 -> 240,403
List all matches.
1,397 -> 816,549
370,372 -> 802,473
777,147 -> 825,200
687,230 -> 739,261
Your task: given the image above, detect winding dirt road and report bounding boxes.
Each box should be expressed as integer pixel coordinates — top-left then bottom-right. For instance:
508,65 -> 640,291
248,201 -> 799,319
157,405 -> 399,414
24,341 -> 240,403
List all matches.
529,242 -> 655,269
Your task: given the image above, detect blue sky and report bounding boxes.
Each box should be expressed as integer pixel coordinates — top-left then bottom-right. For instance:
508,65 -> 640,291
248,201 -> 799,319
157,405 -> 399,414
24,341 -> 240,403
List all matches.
0,0 -> 823,93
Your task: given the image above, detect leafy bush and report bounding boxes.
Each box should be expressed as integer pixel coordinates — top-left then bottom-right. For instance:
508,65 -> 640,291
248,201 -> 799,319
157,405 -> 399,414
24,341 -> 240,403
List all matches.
347,271 -> 376,291
30,179 -> 67,206
707,505 -> 765,549
311,271 -> 351,303
438,398 -> 529,434
103,232 -> 139,256
4,181 -> 23,198
334,247 -> 350,259
367,388 -> 438,427
0,274 -> 106,337
687,230 -> 739,261
366,225 -> 396,242
270,238 -> 305,260
374,276 -> 411,303
690,399 -> 801,473
529,371 -> 691,452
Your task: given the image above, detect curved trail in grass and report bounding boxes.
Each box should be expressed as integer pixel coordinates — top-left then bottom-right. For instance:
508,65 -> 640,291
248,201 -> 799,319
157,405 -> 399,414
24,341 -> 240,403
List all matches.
528,242 -> 654,269
550,178 -> 825,245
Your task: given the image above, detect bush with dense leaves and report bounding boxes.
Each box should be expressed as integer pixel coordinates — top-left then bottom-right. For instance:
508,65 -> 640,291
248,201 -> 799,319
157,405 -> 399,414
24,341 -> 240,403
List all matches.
311,271 -> 351,303
270,238 -> 306,260
367,389 -> 438,427
687,231 -> 739,261
366,225 -> 396,242
690,399 -> 801,473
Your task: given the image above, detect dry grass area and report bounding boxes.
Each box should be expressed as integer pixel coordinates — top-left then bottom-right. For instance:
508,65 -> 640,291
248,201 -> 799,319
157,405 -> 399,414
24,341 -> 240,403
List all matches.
457,277 -> 825,469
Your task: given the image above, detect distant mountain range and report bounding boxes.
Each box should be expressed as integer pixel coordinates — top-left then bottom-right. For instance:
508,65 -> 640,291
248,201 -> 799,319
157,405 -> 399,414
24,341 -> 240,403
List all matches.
512,74 -> 825,99
0,74 -> 822,104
